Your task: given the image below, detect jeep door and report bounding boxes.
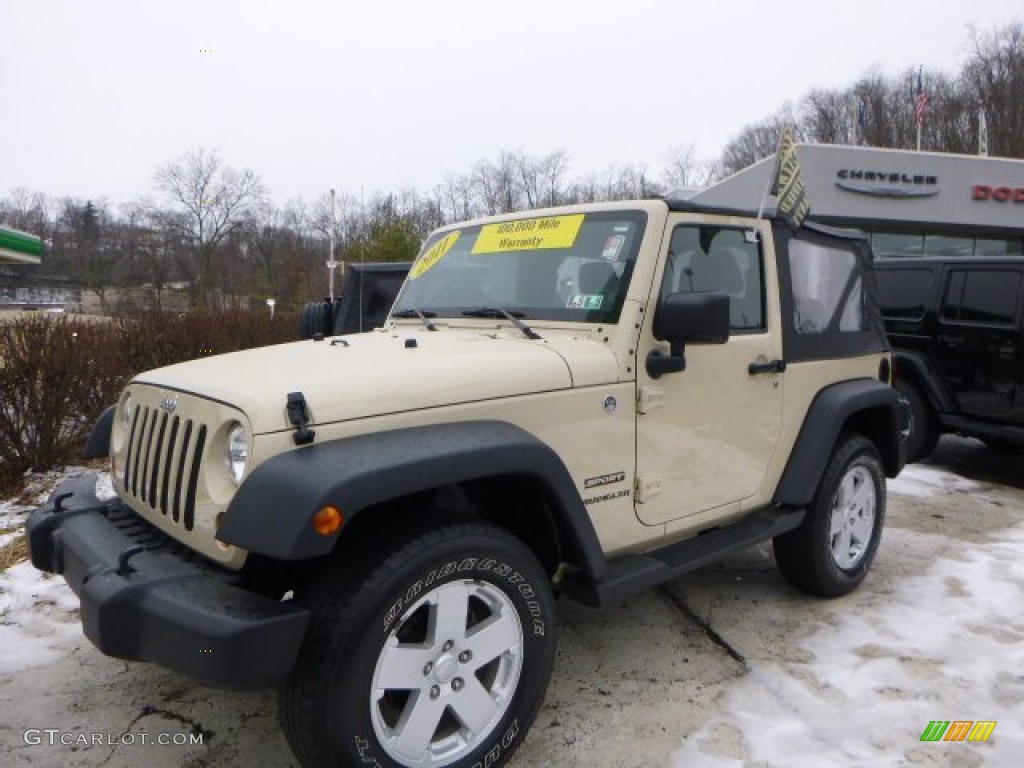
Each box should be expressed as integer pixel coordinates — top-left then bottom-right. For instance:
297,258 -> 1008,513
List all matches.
934,264 -> 1023,423
635,217 -> 783,526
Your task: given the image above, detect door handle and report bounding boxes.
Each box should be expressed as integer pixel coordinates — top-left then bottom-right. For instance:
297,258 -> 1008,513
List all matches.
748,359 -> 786,375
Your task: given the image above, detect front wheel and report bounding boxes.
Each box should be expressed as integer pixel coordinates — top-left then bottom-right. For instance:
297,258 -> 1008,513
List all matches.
774,435 -> 885,597
280,522 -> 557,768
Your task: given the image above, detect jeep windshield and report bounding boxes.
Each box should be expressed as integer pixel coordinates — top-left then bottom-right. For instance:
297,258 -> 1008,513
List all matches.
392,210 -> 647,323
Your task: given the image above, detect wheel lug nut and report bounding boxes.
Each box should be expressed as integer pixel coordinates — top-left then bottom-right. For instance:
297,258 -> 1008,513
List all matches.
458,650 -> 472,663
423,662 -> 433,676
430,684 -> 440,699
442,640 -> 454,652
452,677 -> 464,692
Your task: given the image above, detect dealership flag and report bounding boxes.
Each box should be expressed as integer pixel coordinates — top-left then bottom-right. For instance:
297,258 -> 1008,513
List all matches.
979,109 -> 989,156
769,125 -> 810,230
914,67 -> 929,126
914,66 -> 929,150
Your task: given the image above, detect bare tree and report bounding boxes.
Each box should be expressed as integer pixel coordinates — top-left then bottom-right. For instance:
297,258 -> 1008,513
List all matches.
537,150 -> 570,207
719,107 -> 799,176
964,22 -> 1024,157
661,143 -> 716,191
154,148 -> 267,308
2,188 -> 53,239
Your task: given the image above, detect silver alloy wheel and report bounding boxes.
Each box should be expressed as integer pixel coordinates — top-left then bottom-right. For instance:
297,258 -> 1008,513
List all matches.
370,579 -> 524,767
828,465 -> 876,570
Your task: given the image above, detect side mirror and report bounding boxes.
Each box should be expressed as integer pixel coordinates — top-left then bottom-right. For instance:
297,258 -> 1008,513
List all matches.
647,292 -> 730,378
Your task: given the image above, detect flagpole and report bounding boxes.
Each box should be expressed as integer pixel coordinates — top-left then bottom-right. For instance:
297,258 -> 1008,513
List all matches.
914,66 -> 925,152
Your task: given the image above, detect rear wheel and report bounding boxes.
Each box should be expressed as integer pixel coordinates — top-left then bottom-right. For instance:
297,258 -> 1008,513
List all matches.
280,521 -> 556,768
895,379 -> 938,462
774,435 -> 885,597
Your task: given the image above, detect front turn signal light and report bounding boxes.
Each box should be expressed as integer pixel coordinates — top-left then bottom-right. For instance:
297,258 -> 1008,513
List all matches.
313,505 -> 344,536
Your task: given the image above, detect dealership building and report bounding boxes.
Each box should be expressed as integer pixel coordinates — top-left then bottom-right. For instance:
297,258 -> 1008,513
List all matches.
690,144 -> 1024,259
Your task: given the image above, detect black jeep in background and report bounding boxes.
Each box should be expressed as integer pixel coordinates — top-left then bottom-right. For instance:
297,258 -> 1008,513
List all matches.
300,261 -> 410,339
876,257 -> 1024,460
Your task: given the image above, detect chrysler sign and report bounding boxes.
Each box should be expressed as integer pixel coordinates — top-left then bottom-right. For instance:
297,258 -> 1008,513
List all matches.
835,169 -> 939,198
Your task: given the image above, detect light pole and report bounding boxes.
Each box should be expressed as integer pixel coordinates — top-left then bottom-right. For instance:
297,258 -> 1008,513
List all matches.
266,297 -> 276,320
326,188 -> 340,302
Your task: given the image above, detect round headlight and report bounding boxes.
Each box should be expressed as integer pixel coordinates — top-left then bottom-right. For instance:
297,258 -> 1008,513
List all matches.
226,422 -> 249,485
122,394 -> 135,430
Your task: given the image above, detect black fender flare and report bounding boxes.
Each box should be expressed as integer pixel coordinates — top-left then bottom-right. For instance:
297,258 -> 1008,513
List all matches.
217,421 -> 608,579
84,405 -> 115,459
773,379 -> 905,507
892,350 -> 956,413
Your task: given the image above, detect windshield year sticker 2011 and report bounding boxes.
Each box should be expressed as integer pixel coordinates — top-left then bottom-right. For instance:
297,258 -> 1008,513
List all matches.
472,214 -> 584,254
410,231 -> 460,279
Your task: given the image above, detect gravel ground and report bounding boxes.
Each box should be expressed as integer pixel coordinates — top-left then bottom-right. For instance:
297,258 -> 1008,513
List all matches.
1,436 -> 1021,768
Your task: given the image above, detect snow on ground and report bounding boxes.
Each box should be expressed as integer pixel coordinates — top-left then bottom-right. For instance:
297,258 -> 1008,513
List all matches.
1,463 -> 1021,766
0,469 -> 113,674
673,481 -> 1024,768
888,463 -> 982,498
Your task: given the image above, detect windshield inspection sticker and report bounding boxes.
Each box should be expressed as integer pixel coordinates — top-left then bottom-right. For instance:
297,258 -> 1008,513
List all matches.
601,234 -> 625,261
410,231 -> 460,279
472,214 -> 584,254
568,294 -> 604,310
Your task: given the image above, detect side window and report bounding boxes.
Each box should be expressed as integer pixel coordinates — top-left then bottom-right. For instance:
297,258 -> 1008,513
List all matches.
877,268 -> 933,321
788,239 -> 866,334
661,225 -> 764,331
943,269 -> 1021,326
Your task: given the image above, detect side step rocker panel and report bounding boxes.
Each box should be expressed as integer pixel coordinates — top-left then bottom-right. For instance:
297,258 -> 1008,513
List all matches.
560,507 -> 805,608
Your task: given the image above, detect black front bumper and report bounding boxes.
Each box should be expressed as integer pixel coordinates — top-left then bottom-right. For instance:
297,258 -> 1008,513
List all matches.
26,473 -> 309,689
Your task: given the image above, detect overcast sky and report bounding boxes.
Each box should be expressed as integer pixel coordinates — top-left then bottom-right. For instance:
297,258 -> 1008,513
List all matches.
1,0 -> 1019,209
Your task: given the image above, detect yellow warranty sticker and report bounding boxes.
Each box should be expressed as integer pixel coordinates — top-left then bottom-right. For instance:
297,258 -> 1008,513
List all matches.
410,231 -> 460,279
472,214 -> 584,254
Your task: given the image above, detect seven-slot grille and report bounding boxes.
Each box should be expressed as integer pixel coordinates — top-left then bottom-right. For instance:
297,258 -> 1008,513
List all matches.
123,404 -> 208,531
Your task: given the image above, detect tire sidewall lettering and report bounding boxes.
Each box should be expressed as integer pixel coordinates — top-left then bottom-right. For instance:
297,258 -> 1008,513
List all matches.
384,555 -> 547,637
351,539 -> 550,767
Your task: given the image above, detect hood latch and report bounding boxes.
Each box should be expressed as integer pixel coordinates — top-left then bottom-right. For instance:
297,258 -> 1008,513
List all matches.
286,391 -> 316,446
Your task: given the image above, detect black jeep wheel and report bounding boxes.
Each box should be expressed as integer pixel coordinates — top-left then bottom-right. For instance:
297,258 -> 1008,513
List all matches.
773,435 -> 885,598
280,521 -> 556,768
895,379 -> 938,462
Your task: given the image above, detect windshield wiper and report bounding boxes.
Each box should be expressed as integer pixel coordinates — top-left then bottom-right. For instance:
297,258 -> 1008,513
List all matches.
392,308 -> 437,331
462,307 -> 542,340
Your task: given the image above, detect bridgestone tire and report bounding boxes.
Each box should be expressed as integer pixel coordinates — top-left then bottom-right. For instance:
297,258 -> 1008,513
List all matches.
773,435 -> 885,598
280,522 -> 556,768
895,379 -> 938,462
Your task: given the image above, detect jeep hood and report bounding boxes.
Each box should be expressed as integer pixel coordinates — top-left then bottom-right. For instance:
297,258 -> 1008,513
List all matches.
132,330 -> 617,433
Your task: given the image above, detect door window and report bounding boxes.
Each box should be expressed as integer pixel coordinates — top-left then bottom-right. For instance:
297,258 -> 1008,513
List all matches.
661,225 -> 764,331
943,270 -> 1021,326
877,268 -> 933,321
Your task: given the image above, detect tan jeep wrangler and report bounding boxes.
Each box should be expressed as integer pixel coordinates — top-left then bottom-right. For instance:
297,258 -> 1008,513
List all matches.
28,198 -> 907,768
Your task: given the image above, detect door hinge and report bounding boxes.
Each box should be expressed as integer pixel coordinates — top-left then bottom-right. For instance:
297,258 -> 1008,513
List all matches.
637,386 -> 665,415
635,475 -> 663,503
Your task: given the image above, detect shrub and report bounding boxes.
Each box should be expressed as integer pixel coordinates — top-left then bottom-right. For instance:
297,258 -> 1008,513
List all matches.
0,311 -> 298,492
